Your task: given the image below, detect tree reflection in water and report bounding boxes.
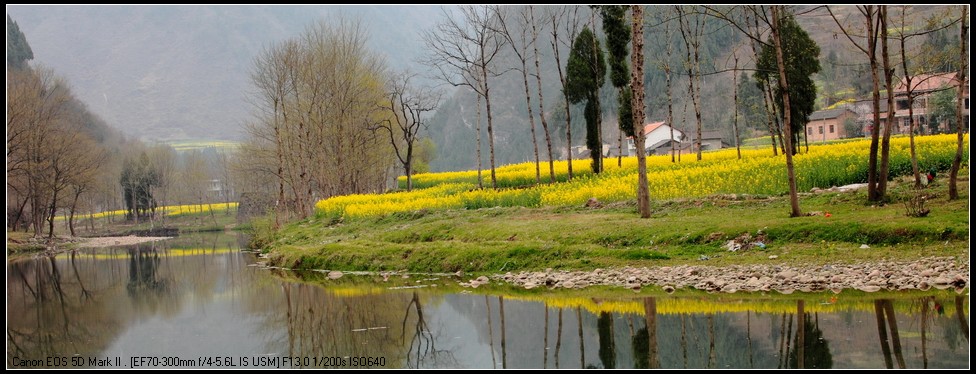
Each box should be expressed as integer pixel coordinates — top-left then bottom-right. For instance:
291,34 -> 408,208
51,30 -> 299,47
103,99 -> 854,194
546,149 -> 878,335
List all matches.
788,301 -> 833,369
6,246 -> 970,369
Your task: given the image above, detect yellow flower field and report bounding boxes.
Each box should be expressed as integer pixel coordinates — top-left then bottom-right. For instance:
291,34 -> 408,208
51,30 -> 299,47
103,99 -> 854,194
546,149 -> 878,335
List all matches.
324,134 -> 966,219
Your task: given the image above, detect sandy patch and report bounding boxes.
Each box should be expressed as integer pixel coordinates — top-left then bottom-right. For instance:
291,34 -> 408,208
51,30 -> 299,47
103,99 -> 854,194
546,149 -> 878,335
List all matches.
78,236 -> 173,248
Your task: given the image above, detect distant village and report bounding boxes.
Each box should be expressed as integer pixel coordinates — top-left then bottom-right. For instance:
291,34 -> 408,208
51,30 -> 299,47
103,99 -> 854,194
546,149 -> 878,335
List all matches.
571,72 -> 969,160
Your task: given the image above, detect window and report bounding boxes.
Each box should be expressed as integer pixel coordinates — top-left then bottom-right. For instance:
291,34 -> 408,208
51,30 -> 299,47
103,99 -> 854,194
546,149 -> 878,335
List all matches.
829,125 -> 835,133
896,100 -> 910,110
818,126 -> 823,134
808,127 -> 813,135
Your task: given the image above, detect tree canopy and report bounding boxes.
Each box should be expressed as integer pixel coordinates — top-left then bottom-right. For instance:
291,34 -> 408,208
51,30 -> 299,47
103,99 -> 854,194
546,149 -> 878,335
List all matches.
566,26 -> 606,173
565,27 -> 606,104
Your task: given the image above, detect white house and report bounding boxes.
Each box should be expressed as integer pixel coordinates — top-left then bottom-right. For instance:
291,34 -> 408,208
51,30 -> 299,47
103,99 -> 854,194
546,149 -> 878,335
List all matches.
626,121 -> 684,156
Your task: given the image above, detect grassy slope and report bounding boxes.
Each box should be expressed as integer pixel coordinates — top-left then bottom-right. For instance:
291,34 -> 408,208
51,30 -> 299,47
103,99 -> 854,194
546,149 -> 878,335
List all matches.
264,177 -> 969,273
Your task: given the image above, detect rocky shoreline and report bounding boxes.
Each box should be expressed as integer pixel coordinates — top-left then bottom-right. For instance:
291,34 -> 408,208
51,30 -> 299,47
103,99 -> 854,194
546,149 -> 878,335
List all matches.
459,256 -> 969,294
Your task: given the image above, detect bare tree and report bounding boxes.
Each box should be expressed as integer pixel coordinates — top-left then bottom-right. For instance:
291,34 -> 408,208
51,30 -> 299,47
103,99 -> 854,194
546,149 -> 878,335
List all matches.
497,5 -> 542,184
733,54 -> 742,159
879,6 -> 896,199
676,6 -> 706,160
771,5 -> 803,217
829,5 -> 886,202
658,7 -> 679,162
529,5 -> 557,183
742,8 -> 781,156
948,6 -> 967,200
378,73 -> 441,191
242,17 -> 393,218
423,5 -> 507,189
550,6 -> 582,179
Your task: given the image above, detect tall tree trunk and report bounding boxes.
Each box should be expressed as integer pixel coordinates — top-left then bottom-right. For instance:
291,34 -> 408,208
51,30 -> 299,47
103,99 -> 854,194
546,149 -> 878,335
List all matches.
482,65 -> 498,189
665,9 -> 677,162
899,7 -> 922,188
520,62 -> 542,184
552,14 -> 575,180
530,5 -> 556,183
748,9 -> 779,156
733,55 -> 742,159
12,196 -> 29,233
764,82 -> 780,155
590,11 -> 603,174
476,86 -> 484,189
771,5 -> 802,217
879,6 -> 895,199
617,127 -> 623,167
678,6 -> 704,161
764,80 -> 787,155
803,124 -> 809,153
865,6 -> 883,202
632,5 -> 650,218
405,149 -> 413,191
47,188 -> 60,239
949,7 -> 967,200
68,189 -> 81,237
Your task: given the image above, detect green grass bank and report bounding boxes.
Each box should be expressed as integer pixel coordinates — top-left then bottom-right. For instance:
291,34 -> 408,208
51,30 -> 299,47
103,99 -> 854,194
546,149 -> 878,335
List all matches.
257,176 -> 969,274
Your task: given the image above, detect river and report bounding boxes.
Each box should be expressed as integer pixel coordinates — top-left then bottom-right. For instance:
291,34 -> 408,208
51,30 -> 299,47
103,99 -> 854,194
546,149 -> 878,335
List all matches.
6,232 -> 969,369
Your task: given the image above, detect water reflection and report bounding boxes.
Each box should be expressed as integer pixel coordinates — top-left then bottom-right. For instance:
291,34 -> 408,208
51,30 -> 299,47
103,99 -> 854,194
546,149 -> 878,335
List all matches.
5,237 -> 970,369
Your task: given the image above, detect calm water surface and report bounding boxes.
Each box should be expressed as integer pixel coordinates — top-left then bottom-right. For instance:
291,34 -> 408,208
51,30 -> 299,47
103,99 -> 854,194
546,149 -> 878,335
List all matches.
6,233 -> 970,369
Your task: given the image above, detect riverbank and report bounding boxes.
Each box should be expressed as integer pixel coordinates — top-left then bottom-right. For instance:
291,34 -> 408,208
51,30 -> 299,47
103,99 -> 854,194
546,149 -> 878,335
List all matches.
260,177 -> 969,291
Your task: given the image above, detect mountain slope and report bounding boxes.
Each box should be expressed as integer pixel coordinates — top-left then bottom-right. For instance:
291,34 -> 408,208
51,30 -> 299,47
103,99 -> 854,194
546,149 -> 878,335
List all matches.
7,5 -> 442,142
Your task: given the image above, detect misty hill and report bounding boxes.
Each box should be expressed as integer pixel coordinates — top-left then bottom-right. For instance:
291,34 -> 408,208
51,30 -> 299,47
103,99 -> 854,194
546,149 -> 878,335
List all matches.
6,5 -> 444,142
9,5 -> 954,173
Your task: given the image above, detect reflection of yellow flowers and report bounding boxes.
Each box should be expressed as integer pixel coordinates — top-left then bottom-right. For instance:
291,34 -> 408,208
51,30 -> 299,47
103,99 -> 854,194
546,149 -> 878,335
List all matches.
328,287 -> 386,297
507,293 -> 963,317
55,247 -> 237,260
73,202 -> 239,220
328,135 -> 967,219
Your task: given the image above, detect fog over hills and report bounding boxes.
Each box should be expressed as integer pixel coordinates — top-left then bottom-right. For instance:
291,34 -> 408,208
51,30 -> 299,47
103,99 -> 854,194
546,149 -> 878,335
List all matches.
6,5 -> 444,142
9,5 -> 952,173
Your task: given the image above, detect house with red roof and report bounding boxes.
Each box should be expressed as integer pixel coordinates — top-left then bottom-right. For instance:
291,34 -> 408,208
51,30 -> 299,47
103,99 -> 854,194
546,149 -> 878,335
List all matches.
626,121 -> 684,156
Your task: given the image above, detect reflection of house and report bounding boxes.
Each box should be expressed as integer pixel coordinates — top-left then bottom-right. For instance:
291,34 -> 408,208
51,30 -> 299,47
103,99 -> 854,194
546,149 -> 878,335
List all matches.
805,108 -> 856,142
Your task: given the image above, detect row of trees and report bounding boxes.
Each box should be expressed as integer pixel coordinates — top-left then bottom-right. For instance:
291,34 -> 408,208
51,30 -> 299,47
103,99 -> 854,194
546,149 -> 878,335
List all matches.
8,14 -> 241,238
239,17 -> 443,221
7,14 -> 112,237
419,6 -> 968,218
